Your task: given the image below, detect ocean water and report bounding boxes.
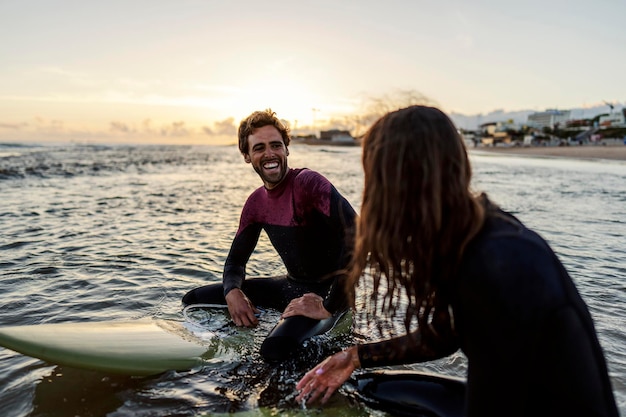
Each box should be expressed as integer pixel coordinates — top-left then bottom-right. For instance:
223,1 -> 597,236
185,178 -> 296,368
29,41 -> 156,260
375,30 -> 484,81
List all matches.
0,142 -> 624,417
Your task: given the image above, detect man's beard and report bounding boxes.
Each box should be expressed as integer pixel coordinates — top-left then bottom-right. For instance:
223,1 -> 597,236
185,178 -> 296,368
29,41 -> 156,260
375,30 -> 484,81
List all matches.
253,158 -> 288,188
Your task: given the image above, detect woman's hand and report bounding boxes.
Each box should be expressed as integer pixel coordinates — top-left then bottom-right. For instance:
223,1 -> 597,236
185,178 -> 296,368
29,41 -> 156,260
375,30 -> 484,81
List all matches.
295,346 -> 360,404
282,293 -> 332,320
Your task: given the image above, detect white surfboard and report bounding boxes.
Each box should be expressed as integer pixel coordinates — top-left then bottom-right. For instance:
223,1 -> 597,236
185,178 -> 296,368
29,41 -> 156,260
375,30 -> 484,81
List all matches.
0,318 -> 216,376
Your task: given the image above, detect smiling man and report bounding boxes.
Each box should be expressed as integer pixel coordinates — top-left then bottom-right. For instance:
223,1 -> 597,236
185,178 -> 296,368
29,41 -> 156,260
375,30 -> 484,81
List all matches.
182,109 -> 357,361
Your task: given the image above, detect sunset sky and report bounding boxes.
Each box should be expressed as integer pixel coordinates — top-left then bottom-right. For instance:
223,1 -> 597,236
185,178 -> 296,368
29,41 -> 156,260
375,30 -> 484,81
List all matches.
1,0 -> 624,144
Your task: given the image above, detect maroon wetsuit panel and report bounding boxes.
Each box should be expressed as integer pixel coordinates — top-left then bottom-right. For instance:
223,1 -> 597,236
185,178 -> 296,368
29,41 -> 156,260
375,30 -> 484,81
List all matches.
223,168 -> 356,313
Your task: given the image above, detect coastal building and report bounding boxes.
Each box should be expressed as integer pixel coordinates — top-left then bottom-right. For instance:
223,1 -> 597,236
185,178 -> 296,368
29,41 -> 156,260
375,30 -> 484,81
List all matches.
292,129 -> 358,146
527,109 -> 570,129
478,120 -> 519,146
599,109 -> 626,127
462,105 -> 625,147
319,129 -> 355,144
565,118 -> 593,130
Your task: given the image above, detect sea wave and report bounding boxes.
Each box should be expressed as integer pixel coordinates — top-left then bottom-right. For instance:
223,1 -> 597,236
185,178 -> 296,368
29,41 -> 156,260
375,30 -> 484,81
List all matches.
0,144 -> 624,416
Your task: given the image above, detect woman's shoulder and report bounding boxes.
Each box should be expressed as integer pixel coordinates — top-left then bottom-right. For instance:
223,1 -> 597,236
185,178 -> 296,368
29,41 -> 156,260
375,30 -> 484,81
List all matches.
460,208 -> 572,307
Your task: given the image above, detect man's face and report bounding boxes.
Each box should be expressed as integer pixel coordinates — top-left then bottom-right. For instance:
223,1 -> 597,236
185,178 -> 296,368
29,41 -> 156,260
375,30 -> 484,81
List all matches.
243,125 -> 289,189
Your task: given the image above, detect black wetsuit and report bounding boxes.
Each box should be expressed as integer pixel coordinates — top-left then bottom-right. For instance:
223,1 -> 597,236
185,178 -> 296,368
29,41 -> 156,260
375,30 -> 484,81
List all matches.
182,167 -> 356,315
357,203 -> 618,417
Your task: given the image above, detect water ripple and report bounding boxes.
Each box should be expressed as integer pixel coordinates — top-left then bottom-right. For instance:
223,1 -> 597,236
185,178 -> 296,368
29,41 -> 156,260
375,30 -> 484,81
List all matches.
0,145 -> 624,416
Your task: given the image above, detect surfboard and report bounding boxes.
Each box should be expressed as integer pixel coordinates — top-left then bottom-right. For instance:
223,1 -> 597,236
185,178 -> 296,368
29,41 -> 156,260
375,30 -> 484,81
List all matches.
0,312 -> 467,416
0,318 -> 216,376
0,304 -> 351,377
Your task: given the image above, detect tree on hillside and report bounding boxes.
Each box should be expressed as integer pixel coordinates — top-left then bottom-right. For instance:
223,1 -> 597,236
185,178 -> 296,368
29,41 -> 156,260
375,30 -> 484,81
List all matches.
353,89 -> 437,137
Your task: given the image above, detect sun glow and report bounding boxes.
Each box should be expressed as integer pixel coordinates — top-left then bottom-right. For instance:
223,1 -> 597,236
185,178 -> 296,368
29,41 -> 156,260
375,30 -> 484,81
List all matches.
224,78 -> 323,130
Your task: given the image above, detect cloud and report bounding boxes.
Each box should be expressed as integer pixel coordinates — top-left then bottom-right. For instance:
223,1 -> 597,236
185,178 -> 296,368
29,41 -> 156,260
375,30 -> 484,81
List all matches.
199,118 -> 237,136
160,121 -> 189,137
139,119 -> 160,136
34,117 -> 66,133
35,66 -> 100,88
213,118 -> 236,136
110,121 -> 134,133
0,122 -> 28,130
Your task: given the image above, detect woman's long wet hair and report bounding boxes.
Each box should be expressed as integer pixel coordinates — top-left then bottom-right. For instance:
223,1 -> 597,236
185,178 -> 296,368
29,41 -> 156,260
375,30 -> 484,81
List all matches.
348,105 -> 485,335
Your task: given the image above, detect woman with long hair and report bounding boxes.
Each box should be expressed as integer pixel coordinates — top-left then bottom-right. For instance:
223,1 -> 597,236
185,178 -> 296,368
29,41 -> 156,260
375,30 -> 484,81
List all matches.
296,106 -> 618,416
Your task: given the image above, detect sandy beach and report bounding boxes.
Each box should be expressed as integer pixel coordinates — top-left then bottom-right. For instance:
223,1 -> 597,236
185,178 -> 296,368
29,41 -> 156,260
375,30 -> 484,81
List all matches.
471,145 -> 626,161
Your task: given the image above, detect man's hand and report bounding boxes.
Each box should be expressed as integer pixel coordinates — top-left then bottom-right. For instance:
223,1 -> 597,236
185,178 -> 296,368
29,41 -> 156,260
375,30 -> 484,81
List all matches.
225,289 -> 259,327
282,293 -> 332,320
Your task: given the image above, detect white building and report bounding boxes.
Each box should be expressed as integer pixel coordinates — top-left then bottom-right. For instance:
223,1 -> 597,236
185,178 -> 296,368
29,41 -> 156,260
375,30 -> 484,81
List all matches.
598,110 -> 626,127
527,109 -> 571,129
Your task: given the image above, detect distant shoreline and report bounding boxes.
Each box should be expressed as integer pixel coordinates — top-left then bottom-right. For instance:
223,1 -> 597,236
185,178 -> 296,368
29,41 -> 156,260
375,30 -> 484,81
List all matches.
292,139 -> 626,161
469,144 -> 626,161
292,138 -> 359,147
